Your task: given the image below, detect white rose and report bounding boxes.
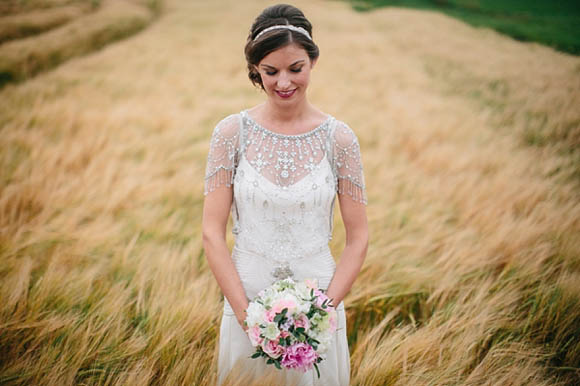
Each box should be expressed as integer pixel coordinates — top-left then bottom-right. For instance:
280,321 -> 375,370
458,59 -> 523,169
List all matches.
295,281 -> 312,300
263,322 -> 280,340
246,302 -> 266,327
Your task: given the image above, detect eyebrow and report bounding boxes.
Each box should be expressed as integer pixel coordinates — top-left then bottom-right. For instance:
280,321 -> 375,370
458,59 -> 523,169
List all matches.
260,60 -> 305,69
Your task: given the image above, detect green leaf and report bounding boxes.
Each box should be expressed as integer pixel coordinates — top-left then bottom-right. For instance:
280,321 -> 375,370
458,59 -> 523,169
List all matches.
251,352 -> 261,359
314,363 -> 320,378
274,360 -> 282,370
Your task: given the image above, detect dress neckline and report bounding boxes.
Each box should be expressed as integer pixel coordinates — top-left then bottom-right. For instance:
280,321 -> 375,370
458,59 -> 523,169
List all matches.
242,109 -> 332,139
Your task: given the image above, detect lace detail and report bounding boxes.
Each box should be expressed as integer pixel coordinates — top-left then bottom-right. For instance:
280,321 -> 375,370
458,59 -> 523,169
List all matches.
241,110 -> 332,188
332,121 -> 367,205
204,114 -> 240,195
204,111 -> 367,205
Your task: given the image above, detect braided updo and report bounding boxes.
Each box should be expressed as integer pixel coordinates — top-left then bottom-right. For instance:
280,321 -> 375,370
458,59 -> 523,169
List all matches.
244,4 -> 319,89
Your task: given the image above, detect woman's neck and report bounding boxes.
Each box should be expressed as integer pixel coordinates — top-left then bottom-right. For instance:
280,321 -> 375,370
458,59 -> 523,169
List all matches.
263,98 -> 312,124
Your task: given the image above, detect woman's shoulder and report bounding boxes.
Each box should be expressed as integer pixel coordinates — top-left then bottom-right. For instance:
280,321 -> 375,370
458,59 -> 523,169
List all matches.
212,112 -> 243,139
329,116 -> 359,148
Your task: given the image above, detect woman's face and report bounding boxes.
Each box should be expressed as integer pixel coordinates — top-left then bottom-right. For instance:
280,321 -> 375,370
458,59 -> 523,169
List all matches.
255,43 -> 316,106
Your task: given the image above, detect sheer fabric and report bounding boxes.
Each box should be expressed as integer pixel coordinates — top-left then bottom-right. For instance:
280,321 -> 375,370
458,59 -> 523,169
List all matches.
204,111 -> 366,204
204,110 -> 366,385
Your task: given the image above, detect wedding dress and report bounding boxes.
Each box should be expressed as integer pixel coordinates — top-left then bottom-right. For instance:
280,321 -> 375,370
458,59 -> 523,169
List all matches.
204,110 -> 366,385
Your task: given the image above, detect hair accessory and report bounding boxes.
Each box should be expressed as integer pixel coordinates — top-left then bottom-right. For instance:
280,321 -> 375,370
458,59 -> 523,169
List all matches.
253,24 -> 312,41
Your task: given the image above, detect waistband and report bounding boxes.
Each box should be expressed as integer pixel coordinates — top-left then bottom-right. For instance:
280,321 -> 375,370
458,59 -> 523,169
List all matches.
232,246 -> 332,262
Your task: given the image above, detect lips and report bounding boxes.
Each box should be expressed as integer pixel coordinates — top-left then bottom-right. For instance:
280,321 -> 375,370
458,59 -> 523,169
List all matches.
275,89 -> 296,99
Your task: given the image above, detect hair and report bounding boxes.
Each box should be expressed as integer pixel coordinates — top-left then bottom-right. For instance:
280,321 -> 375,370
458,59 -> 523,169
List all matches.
244,4 -> 319,89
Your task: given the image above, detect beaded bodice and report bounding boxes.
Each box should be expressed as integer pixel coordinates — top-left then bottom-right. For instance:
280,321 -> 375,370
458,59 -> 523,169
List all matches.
204,110 -> 366,282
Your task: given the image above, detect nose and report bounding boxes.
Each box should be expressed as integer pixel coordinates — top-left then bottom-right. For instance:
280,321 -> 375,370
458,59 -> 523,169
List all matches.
277,71 -> 291,89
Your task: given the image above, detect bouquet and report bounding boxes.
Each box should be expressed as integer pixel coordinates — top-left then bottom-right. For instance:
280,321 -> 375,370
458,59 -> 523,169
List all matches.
244,278 -> 338,377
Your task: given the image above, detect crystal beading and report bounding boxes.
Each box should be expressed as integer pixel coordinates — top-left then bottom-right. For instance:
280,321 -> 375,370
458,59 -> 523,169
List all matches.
253,25 -> 312,42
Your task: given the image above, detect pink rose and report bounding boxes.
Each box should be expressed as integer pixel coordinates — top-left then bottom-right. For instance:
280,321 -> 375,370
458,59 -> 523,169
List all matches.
281,342 -> 318,372
265,309 -> 276,323
305,279 -> 318,289
261,339 -> 285,359
248,325 -> 263,347
294,314 -> 310,331
272,299 -> 297,314
313,290 -> 330,308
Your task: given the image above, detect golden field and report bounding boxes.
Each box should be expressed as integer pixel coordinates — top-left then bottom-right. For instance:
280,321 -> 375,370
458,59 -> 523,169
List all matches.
0,0 -> 579,385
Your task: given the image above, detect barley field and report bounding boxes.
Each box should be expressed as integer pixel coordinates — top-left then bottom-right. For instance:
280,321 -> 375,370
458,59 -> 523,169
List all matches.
1,0 -> 579,385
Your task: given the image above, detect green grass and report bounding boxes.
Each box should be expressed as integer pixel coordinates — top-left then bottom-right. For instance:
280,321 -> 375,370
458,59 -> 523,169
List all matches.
349,0 -> 580,55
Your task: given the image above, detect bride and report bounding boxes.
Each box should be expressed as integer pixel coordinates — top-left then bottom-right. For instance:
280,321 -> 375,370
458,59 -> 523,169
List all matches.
202,4 -> 368,385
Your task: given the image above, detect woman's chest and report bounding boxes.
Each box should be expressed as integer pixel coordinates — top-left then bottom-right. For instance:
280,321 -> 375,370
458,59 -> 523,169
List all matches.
234,154 -> 336,215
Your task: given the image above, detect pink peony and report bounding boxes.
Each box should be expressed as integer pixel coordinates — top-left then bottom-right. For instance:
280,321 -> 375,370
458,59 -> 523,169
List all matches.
281,343 -> 318,372
294,314 -> 310,331
261,339 -> 285,359
248,325 -> 263,347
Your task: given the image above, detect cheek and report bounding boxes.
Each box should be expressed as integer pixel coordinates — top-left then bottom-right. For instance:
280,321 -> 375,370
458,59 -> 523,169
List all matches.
297,71 -> 311,86
261,76 -> 276,90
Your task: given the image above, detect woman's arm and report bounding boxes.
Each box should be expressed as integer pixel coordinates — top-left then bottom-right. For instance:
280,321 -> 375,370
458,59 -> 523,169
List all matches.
202,182 -> 249,329
325,194 -> 368,307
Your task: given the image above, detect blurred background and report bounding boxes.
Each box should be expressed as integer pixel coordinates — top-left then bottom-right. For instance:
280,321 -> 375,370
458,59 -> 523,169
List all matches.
1,0 -> 579,385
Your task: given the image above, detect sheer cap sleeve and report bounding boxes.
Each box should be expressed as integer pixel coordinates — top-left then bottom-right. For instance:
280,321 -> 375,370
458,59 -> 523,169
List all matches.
204,114 -> 241,195
331,120 -> 367,204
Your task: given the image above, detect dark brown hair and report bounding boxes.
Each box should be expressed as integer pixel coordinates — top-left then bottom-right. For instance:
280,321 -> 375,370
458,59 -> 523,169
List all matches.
244,4 -> 319,89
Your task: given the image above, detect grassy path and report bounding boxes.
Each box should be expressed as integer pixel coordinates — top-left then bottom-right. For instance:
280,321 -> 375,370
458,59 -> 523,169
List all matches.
1,0 -> 579,384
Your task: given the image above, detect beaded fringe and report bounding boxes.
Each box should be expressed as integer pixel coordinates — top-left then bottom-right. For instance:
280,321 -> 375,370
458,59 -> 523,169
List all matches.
206,168 -> 367,204
204,167 -> 235,195
337,177 -> 367,205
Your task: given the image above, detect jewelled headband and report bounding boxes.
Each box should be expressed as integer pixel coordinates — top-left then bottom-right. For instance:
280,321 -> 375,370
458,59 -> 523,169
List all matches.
253,25 -> 312,41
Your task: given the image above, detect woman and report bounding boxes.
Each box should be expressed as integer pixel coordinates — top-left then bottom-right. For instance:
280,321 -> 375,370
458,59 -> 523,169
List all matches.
202,4 -> 368,385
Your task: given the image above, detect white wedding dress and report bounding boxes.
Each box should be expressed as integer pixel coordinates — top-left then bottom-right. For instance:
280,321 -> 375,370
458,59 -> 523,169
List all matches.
204,110 -> 366,386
